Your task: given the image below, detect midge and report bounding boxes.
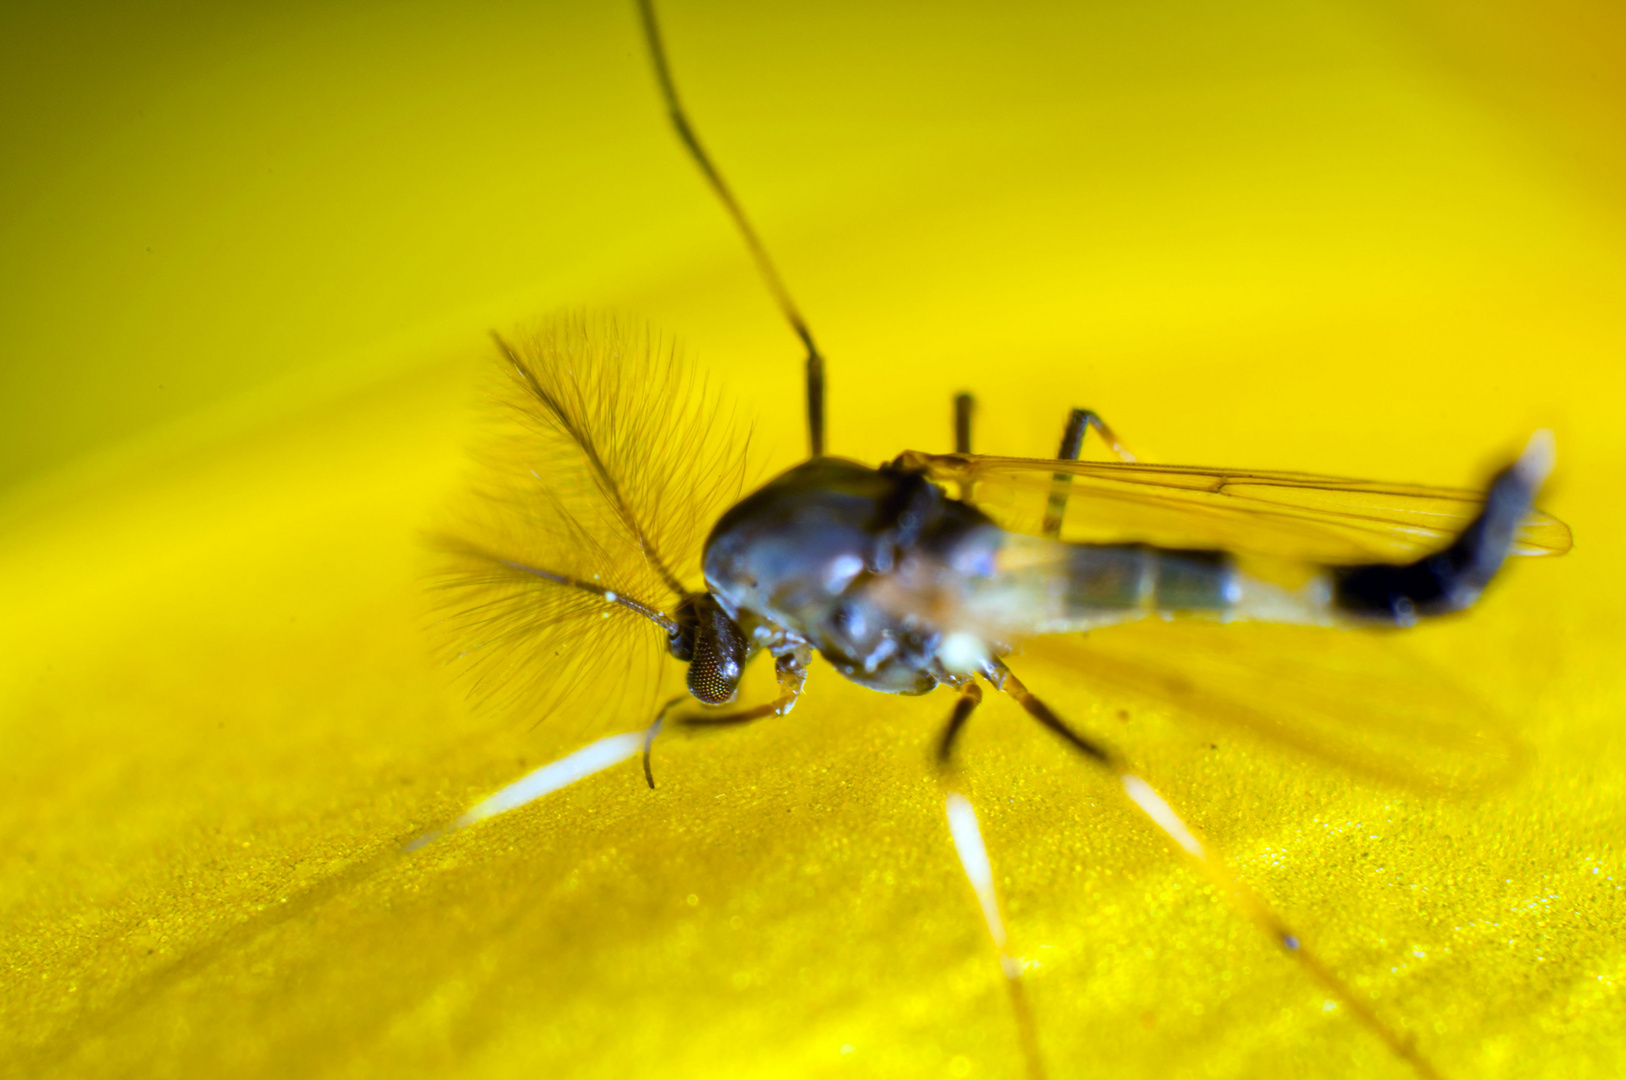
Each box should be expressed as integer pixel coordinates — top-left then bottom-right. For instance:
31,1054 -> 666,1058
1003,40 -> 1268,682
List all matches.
427,3 -> 1572,1078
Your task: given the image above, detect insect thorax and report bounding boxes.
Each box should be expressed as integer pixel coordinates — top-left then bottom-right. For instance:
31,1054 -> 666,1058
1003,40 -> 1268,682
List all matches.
702,457 -> 1004,695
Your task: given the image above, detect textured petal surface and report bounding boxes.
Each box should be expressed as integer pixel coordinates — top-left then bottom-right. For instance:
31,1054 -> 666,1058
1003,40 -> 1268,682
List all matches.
2,3 -> 1623,1079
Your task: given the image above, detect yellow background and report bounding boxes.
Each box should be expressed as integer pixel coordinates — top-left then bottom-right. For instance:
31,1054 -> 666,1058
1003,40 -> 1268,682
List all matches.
2,1 -> 1622,1078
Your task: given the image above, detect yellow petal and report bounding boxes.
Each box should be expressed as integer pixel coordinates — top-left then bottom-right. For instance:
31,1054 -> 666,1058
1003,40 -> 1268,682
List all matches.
3,3 -> 1623,1079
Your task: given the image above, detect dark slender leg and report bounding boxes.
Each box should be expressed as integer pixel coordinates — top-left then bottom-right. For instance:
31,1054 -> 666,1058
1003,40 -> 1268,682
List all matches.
1059,407 -> 1136,462
676,699 -> 790,727
647,649 -> 809,786
635,0 -> 826,457
983,660 -> 1118,768
979,658 -> 1443,1078
807,354 -> 826,458
935,681 -> 984,766
1054,407 -> 1090,462
648,691 -> 796,788
937,676 -> 1041,1077
641,696 -> 687,789
954,392 -> 975,454
1041,407 -> 1138,537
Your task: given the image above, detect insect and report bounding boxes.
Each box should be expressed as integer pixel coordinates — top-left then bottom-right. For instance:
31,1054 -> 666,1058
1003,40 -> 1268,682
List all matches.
424,3 -> 1573,1078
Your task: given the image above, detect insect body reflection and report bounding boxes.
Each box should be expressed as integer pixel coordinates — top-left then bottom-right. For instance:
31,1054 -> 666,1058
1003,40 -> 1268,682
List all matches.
426,4 -> 1573,1079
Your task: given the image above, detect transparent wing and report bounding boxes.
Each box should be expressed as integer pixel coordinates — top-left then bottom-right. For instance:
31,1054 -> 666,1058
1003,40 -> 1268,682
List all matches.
431,314 -> 753,725
1022,620 -> 1524,794
896,451 -> 1572,564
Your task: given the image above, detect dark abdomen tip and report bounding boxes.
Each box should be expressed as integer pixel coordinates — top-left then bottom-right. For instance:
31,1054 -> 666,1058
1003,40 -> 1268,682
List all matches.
1334,433 -> 1553,624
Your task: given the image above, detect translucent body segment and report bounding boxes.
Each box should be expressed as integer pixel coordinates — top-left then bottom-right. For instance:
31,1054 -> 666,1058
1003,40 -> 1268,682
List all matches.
950,533 -> 1329,637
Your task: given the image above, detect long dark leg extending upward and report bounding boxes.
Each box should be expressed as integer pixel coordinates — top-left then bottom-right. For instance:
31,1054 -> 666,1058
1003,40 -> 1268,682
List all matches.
954,392 -> 975,454
1060,407 -> 1137,462
976,659 -> 1443,1080
635,0 -> 826,457
1041,407 -> 1138,537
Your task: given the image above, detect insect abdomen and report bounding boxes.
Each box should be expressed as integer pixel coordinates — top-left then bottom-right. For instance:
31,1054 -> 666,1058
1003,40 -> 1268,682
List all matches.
993,435 -> 1555,636
1332,441 -> 1552,625
957,538 -> 1246,637
1063,545 -> 1235,616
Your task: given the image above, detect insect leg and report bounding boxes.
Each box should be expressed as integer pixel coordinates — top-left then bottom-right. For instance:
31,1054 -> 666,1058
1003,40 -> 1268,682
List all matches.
954,392 -> 975,454
1116,775 -> 1443,1080
675,647 -> 809,727
982,660 -> 1119,766
935,681 -> 984,766
1058,407 -> 1137,464
1041,408 -> 1140,536
405,729 -> 650,850
641,695 -> 688,789
983,658 -> 1444,1080
635,0 -> 828,457
943,790 -> 1049,1080
676,697 -> 793,727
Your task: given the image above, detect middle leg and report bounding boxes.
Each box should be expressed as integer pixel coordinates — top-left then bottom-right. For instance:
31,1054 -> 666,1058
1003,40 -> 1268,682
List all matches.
1042,406 -> 1139,537
932,677 -> 1048,1080
936,680 -> 984,766
645,647 -> 811,786
676,644 -> 809,726
953,392 -> 975,454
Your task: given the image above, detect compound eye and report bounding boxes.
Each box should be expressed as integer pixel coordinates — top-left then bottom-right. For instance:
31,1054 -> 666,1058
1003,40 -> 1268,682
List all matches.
686,597 -> 747,705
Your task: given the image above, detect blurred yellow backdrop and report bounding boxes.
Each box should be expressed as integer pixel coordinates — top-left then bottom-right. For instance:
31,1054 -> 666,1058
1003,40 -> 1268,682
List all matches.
1,1 -> 1622,1078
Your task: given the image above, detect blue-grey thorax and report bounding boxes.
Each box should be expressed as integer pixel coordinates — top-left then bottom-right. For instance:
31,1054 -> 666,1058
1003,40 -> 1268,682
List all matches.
703,458 -> 1001,693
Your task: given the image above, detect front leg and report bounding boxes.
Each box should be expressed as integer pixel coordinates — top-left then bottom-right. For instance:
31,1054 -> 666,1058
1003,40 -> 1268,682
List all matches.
677,643 -> 811,728
645,645 -> 813,786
